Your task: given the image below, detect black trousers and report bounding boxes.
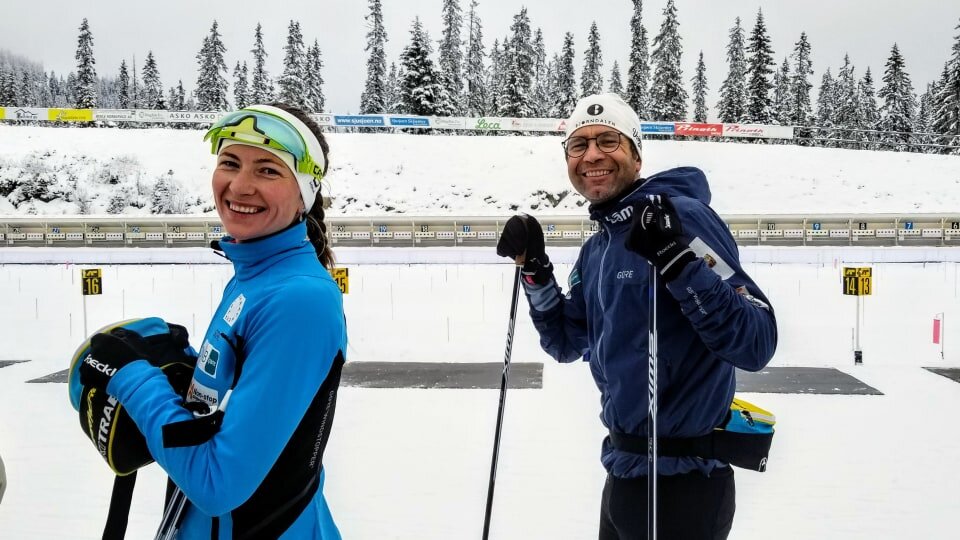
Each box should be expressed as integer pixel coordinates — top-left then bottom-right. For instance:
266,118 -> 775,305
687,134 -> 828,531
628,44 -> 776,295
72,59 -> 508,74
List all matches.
598,467 -> 735,540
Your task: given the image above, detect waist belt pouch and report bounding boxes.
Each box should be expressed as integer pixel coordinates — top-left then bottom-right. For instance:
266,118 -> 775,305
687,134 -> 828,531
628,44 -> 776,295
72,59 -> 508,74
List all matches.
712,397 -> 775,472
609,397 -> 776,472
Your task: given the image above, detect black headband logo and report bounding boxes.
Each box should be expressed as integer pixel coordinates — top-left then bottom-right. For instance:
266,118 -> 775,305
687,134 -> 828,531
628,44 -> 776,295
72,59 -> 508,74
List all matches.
587,104 -> 604,115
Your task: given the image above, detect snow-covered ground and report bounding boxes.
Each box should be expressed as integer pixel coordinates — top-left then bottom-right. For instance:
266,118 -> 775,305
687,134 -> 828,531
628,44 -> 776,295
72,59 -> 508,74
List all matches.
0,125 -> 959,538
0,254 -> 958,539
0,125 -> 958,217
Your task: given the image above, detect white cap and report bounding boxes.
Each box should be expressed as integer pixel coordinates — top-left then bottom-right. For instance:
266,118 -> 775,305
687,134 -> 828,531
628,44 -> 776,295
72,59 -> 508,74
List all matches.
564,93 -> 643,159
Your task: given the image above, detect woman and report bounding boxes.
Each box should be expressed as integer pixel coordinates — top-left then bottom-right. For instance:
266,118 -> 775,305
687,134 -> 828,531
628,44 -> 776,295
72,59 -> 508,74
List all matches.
80,103 -> 346,539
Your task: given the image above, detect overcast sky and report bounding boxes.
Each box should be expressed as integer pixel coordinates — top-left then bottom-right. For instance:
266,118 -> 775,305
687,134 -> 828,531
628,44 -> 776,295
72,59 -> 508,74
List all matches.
1,1 -> 957,119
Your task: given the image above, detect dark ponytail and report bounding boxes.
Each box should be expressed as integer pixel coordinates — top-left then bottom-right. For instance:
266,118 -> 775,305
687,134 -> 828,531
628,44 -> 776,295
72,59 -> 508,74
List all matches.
270,103 -> 335,269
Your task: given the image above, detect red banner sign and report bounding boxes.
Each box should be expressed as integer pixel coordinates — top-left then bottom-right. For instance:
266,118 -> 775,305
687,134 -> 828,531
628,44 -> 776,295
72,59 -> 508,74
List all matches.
675,123 -> 723,137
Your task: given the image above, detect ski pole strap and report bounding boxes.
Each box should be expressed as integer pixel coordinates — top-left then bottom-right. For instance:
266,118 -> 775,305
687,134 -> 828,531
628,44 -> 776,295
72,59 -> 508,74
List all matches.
608,429 -> 773,472
103,472 -> 137,540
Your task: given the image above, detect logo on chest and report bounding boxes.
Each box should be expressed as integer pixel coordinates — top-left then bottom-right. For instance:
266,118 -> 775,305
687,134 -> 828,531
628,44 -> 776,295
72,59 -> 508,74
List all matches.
197,341 -> 221,377
223,294 -> 246,327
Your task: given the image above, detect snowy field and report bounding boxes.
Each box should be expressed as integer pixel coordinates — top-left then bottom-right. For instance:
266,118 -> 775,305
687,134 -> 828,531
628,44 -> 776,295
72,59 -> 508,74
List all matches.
0,125 -> 959,217
0,248 -> 959,539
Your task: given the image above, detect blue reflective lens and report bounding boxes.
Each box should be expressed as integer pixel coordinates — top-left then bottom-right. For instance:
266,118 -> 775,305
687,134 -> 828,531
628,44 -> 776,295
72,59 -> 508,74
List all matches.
205,110 -> 309,164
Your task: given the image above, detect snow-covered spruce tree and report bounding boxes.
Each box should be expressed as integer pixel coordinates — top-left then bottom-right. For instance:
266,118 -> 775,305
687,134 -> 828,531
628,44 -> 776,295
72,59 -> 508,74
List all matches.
360,0 -> 388,114
486,39 -> 505,115
816,69 -> 837,146
399,17 -> 449,119
789,32 -> 814,127
233,61 -> 249,109
933,19 -> 960,152
649,0 -> 687,122
877,43 -> 917,151
580,21 -> 603,97
249,23 -> 274,104
499,7 -> 535,118
532,29 -> 551,116
915,83 -> 937,152
858,67 -> 880,149
74,18 -> 97,109
384,62 -> 400,114
745,8 -> 774,124
17,70 -> 38,108
0,68 -> 15,106
555,32 -> 578,117
278,20 -> 308,109
771,57 -> 791,126
626,0 -> 650,118
195,20 -> 230,111
691,52 -> 708,123
304,40 -> 325,113
439,0 -> 464,115
464,0 -> 487,116
151,173 -> 178,214
117,60 -> 130,108
172,80 -> 186,110
141,51 -> 165,109
834,54 -> 861,147
608,61 -> 624,98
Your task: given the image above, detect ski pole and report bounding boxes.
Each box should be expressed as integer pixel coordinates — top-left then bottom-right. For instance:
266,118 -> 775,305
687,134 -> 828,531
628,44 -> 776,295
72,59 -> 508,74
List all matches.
154,389 -> 234,539
154,487 -> 187,540
482,262 -> 523,540
647,260 -> 659,540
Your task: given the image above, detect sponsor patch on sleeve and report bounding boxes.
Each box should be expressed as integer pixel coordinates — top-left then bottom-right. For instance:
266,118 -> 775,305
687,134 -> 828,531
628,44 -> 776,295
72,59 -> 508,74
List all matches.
689,237 -> 735,280
186,379 -> 219,409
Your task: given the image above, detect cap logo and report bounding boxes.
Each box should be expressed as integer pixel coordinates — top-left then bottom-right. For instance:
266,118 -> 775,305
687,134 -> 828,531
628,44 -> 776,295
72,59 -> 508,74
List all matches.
587,104 -> 604,115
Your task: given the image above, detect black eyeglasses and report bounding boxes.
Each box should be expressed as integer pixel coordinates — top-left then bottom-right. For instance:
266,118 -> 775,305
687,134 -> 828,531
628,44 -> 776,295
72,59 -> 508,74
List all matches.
561,131 -> 625,158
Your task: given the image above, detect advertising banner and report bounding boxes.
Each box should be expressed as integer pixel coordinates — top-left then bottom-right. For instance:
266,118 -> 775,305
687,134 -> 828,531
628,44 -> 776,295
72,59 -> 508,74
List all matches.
675,122 -> 723,137
334,115 -> 385,127
93,109 -> 136,122
640,122 -> 676,134
48,109 -> 94,122
514,118 -> 562,132
312,114 -> 334,127
723,123 -> 794,139
432,117 -> 466,129
166,111 -> 220,124
388,116 -> 431,127
471,117 -> 506,131
133,109 -> 170,123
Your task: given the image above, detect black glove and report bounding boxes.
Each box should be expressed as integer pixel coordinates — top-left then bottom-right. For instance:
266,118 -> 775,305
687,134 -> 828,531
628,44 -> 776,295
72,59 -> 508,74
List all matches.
497,215 -> 555,286
626,194 -> 697,281
79,327 -> 151,390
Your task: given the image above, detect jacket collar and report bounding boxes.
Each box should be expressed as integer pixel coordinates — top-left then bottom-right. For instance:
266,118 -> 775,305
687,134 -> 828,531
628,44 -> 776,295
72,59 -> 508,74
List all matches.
587,178 -> 649,227
218,221 -> 313,280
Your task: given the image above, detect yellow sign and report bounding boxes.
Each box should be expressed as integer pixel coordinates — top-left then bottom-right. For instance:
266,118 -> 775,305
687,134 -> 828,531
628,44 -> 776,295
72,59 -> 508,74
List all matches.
48,108 -> 94,122
82,268 -> 102,296
842,267 -> 872,296
0,107 -> 5,120
331,267 -> 349,294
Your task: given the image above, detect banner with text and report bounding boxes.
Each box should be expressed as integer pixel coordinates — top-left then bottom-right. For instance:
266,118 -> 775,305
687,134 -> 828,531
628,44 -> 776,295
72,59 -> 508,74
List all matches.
0,108 -> 796,139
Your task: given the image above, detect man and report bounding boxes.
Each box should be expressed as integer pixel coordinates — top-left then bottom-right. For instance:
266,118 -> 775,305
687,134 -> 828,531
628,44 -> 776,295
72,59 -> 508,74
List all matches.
496,93 -> 777,539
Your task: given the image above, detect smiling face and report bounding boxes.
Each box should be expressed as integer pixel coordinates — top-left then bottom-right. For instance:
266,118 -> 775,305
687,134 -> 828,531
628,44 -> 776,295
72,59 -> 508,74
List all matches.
212,143 -> 304,242
565,125 -> 642,204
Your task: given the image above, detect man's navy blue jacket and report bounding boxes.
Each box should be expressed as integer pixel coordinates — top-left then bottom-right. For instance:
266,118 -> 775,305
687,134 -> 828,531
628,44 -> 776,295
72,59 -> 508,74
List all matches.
526,166 -> 777,478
